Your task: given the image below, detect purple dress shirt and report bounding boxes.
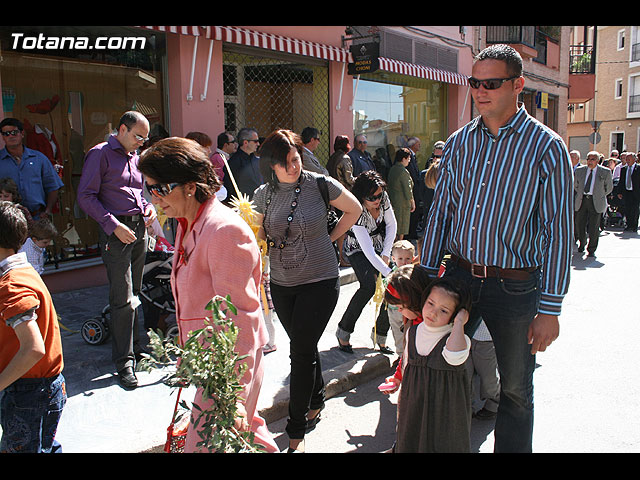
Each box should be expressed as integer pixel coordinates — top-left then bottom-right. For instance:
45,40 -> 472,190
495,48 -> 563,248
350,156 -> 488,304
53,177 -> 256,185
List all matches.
76,135 -> 150,236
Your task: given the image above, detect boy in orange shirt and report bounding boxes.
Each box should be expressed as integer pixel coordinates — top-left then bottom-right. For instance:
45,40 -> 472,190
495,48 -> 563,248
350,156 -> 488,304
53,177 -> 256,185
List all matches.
0,201 -> 65,453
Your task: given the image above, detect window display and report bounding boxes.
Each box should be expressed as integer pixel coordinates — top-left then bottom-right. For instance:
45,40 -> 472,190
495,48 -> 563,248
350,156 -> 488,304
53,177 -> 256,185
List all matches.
0,26 -> 167,271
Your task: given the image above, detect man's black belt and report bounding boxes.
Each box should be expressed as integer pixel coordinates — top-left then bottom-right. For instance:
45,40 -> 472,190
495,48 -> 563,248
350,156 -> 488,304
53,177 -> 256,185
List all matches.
449,255 -> 537,281
115,214 -> 143,222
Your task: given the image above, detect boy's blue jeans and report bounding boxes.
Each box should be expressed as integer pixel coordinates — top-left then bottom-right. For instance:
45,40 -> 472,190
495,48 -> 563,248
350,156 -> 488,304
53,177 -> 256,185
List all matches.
444,261 -> 541,453
1,373 -> 66,453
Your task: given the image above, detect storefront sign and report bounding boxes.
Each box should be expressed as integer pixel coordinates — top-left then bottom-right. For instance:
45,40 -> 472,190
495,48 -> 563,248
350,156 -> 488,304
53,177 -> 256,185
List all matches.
348,42 -> 379,75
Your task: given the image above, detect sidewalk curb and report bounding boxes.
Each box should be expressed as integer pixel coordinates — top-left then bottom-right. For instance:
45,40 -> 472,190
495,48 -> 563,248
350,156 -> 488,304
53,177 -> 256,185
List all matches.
259,351 -> 392,426
141,352 -> 392,453
140,266 -> 392,453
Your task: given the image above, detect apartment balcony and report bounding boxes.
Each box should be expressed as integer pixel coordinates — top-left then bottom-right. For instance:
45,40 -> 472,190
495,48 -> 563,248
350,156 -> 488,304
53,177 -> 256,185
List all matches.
486,26 -> 538,59
568,44 -> 595,104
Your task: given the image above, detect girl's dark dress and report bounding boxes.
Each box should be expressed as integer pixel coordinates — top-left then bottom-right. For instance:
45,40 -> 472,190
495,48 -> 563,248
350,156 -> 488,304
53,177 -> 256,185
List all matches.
395,324 -> 472,453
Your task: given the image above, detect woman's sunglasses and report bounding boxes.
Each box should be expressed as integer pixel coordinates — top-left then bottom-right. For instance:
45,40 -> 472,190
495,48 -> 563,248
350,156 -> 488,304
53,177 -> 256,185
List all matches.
145,182 -> 180,198
365,192 -> 384,202
467,75 -> 519,90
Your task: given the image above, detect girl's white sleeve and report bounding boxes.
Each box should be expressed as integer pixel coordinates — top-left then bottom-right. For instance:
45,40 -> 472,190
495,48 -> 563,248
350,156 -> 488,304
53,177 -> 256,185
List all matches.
442,335 -> 471,366
352,225 -> 392,276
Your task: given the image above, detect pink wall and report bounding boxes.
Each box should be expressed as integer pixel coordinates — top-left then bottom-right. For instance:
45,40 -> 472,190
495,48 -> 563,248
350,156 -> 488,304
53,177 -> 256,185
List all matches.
166,34 -> 225,140
164,26 -> 473,145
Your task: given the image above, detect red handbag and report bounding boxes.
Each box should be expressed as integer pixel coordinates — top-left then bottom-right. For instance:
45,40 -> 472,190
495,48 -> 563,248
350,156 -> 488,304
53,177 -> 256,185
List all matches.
164,388 -> 188,453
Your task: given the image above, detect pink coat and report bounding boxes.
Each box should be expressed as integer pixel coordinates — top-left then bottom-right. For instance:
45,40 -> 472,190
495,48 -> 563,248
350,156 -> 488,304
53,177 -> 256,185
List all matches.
171,196 -> 278,452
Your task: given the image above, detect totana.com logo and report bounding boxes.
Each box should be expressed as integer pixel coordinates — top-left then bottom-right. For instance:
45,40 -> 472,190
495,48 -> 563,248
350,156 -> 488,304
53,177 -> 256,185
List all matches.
10,33 -> 146,50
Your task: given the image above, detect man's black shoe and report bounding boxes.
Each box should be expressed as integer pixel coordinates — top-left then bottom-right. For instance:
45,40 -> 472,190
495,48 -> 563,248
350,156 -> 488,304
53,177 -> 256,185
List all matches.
118,367 -> 138,390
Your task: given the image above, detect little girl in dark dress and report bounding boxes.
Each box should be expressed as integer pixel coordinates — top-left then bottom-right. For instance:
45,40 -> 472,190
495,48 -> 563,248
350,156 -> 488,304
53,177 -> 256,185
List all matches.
393,276 -> 473,453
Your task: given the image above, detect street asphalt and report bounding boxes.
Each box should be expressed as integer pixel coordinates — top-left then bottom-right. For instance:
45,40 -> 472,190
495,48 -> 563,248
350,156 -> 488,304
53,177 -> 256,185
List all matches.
13,265 -> 393,453
4,225 -> 640,453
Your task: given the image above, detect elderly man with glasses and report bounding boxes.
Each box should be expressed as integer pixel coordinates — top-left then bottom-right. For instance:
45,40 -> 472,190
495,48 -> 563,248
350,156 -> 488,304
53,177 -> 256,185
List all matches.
348,134 -> 376,177
0,118 -> 63,219
77,110 -> 157,390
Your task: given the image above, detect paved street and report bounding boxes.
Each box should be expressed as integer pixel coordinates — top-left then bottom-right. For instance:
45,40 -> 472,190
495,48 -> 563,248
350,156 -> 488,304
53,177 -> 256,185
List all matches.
268,228 -> 640,453
2,226 -> 639,453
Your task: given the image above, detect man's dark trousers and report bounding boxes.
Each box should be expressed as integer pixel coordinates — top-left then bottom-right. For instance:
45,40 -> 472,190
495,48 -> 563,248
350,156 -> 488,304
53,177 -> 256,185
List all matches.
444,260 -> 540,453
98,215 -> 147,372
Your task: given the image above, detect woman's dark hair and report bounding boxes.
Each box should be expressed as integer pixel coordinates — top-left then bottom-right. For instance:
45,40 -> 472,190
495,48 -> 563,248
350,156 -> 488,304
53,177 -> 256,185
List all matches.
385,264 -> 433,314
333,135 -> 350,153
421,276 -> 472,323
0,201 -> 28,252
351,170 -> 386,204
394,147 -> 411,164
257,129 -> 304,187
139,137 -> 221,203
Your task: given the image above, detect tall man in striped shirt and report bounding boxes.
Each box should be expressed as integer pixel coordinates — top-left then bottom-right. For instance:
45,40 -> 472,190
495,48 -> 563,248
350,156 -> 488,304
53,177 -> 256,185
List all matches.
420,45 -> 573,453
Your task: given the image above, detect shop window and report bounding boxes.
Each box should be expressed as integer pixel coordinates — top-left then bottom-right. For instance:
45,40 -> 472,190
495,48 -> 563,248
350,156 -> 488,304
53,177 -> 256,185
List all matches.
0,26 -> 167,270
222,50 -> 330,164
352,74 -> 448,171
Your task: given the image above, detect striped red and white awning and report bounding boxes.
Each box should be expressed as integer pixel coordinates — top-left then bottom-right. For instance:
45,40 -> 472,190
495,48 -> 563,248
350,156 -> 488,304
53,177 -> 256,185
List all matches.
135,26 -> 202,36
204,26 -> 350,63
378,57 -> 468,86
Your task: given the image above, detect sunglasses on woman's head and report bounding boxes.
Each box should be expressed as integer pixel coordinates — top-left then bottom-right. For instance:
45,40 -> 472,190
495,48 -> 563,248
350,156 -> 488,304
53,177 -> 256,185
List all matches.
145,182 -> 180,197
467,75 -> 519,90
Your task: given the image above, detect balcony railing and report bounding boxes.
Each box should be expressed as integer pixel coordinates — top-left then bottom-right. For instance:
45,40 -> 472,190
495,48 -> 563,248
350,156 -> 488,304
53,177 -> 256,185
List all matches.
633,43 -> 640,62
630,95 -> 640,113
570,44 -> 595,74
486,26 -> 536,48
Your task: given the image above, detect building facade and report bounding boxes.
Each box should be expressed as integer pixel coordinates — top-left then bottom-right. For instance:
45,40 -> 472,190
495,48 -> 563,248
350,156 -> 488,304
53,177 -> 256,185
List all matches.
475,26 -> 570,141
0,25 -> 475,292
568,26 -> 640,159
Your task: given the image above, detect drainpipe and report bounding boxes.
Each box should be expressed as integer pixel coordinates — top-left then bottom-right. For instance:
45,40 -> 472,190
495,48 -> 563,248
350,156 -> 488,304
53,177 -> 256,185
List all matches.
336,62 -> 346,110
187,35 -> 198,101
201,39 -> 214,101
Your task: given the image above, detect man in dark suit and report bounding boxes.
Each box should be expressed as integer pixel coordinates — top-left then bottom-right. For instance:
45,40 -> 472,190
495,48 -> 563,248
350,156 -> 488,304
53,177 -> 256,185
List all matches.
615,152 -> 640,232
574,151 -> 613,257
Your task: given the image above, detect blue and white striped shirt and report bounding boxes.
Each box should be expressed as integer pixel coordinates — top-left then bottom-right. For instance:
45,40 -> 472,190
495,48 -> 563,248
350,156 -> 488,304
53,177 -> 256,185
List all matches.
420,105 -> 573,316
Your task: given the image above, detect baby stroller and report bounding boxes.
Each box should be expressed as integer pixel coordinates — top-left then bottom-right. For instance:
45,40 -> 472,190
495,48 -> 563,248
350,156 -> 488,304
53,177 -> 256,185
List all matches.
602,179 -> 626,230
81,236 -> 178,345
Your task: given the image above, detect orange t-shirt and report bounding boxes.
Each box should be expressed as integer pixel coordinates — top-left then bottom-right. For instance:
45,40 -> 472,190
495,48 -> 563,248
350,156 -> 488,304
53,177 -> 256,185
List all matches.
0,256 -> 63,379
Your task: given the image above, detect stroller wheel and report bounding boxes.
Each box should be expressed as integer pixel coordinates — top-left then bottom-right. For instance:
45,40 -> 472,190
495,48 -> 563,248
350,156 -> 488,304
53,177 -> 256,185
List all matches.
165,324 -> 179,341
82,318 -> 109,345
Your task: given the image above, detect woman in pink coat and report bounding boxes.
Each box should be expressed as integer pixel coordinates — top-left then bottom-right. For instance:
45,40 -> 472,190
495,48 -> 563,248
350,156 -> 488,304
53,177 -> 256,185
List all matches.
139,137 -> 278,453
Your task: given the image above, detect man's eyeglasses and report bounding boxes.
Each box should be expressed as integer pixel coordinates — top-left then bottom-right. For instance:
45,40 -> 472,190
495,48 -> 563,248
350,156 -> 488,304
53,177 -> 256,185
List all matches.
365,192 -> 383,202
1,129 -> 22,137
468,76 -> 520,90
134,133 -> 150,143
145,182 -> 180,198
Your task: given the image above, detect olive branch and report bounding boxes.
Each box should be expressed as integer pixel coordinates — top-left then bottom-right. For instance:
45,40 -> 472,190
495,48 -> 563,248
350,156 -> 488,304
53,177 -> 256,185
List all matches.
140,295 -> 264,453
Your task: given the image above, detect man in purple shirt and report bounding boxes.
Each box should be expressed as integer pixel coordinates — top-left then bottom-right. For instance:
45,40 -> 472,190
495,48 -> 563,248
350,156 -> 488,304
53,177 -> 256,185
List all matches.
77,111 -> 156,390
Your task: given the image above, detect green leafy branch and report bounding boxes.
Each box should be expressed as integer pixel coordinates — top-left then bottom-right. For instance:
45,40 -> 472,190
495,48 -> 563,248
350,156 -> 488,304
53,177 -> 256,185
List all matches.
139,295 -> 264,453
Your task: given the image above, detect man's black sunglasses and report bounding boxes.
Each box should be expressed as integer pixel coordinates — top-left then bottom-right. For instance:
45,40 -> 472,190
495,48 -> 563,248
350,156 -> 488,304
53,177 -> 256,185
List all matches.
467,75 -> 520,90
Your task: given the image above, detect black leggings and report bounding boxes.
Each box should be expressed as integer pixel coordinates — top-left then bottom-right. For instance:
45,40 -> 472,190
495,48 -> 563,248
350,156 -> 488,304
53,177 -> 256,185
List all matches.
270,277 -> 340,440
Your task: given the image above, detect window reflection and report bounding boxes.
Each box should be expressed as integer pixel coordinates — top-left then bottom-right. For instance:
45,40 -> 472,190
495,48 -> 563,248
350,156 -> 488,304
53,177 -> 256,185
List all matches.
352,76 -> 447,172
